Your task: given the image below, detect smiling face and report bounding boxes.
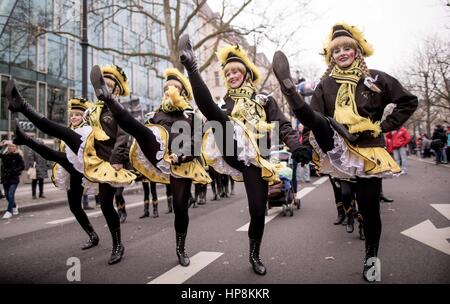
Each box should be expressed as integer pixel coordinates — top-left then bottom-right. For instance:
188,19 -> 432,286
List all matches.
332,46 -> 356,68
7,144 -> 17,153
69,109 -> 84,127
329,35 -> 359,69
224,61 -> 246,88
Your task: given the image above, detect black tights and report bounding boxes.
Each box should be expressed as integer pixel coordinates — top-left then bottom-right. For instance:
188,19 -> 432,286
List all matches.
187,70 -> 269,240
340,180 -> 356,215
142,181 -> 158,201
356,177 -> 381,245
17,135 -> 93,233
100,98 -> 160,166
68,173 -> 93,232
20,104 -> 82,154
171,176 -> 192,234
99,183 -> 120,232
142,182 -> 150,201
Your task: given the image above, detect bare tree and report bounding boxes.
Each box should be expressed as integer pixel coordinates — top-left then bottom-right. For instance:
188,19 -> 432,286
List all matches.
33,0 -> 255,77
400,35 -> 450,136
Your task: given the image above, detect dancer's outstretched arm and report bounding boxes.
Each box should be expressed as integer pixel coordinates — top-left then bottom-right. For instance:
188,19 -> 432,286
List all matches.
178,34 -> 228,126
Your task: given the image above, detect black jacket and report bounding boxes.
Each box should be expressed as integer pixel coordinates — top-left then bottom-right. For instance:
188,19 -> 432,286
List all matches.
149,108 -> 197,161
94,106 -> 130,165
0,153 -> 25,184
305,69 -> 418,148
222,94 -> 302,157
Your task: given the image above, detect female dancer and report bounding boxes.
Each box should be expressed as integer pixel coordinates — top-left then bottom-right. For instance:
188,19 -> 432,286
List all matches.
271,22 -> 417,280
178,35 -> 307,275
6,64 -> 135,265
12,98 -> 100,249
90,66 -> 211,266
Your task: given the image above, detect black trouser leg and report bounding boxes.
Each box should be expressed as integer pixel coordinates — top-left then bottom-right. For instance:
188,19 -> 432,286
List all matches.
340,180 -> 354,216
170,177 -> 192,234
242,165 -> 268,240
31,179 -> 37,197
38,179 -> 44,196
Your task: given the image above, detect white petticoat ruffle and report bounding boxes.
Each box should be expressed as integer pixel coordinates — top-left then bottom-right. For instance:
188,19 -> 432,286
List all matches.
64,125 -> 92,175
203,120 -> 262,180
310,128 -> 397,179
54,164 -> 70,191
135,125 -> 171,178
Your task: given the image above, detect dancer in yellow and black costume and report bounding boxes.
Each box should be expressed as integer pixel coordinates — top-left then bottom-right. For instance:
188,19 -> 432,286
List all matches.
178,35 -> 307,275
9,97 -> 100,251
90,65 -> 211,267
6,65 -> 135,265
271,22 -> 418,281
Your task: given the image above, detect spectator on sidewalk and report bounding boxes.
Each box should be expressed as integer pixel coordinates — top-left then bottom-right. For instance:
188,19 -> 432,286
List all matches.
28,141 -> 49,199
386,126 -> 411,174
1,141 -> 25,219
431,124 -> 447,164
421,133 -> 432,158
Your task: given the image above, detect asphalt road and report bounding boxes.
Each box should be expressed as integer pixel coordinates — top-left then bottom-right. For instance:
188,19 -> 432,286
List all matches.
0,157 -> 449,284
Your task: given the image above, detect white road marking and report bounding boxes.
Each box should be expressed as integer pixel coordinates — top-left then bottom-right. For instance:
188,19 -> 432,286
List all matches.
296,187 -> 315,199
401,220 -> 450,256
147,251 -> 223,284
46,197 -> 166,225
430,204 -> 450,221
312,176 -> 328,185
236,186 -> 316,232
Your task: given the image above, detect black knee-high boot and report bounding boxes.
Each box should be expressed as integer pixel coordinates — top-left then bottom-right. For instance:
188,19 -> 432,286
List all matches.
108,228 -> 125,265
176,233 -> 190,266
81,224 -> 99,250
249,238 -> 266,275
363,242 -> 379,281
139,200 -> 150,218
334,202 -> 346,225
6,79 -> 44,121
152,200 -> 159,218
165,196 -> 173,214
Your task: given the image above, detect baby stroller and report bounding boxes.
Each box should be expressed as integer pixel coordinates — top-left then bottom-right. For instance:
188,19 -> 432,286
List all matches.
267,148 -> 301,216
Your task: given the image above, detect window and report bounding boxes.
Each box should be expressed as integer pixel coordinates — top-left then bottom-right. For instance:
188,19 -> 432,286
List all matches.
67,39 -> 76,79
132,63 -> 148,97
37,33 -> 48,73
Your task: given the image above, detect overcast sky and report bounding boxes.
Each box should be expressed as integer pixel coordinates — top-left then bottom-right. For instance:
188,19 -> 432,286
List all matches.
207,0 -> 449,78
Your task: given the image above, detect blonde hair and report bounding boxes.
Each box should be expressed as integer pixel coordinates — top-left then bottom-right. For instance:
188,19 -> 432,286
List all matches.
321,36 -> 381,92
223,61 -> 246,78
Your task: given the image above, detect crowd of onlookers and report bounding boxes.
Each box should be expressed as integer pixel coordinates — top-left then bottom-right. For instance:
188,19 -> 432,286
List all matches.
404,124 -> 449,164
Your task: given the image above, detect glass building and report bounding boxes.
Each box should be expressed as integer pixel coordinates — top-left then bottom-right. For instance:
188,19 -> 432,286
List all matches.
0,0 -> 195,140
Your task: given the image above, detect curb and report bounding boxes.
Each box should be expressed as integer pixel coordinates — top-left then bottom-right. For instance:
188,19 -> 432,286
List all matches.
6,185 -> 145,213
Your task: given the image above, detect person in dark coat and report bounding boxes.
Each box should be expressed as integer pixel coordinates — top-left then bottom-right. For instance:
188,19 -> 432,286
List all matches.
272,22 -> 417,281
27,141 -> 49,199
1,142 -> 24,219
431,124 -> 447,164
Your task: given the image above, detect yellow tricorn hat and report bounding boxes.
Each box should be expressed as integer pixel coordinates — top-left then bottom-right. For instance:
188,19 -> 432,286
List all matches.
323,22 -> 374,64
101,64 -> 130,96
68,97 -> 94,112
163,68 -> 193,101
216,44 -> 261,85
